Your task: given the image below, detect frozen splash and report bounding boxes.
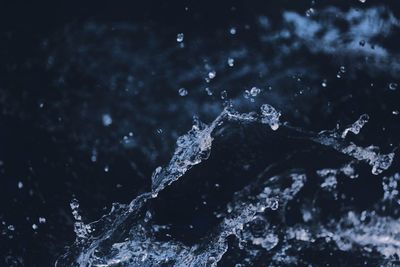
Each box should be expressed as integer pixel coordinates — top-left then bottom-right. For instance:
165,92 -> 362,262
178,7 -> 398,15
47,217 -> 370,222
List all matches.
56,104 -> 398,267
37,4 -> 400,267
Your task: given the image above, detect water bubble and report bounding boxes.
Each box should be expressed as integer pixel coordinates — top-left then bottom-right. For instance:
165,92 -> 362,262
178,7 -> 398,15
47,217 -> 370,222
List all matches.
260,104 -> 281,130
229,27 -> 237,35
104,165 -> 109,172
340,66 -> 346,73
176,33 -> 184,43
39,217 -> 46,224
8,225 -> 15,231
359,0 -> 366,3
91,149 -> 97,162
220,90 -> 227,100
243,90 -> 250,99
17,181 -> 23,189
250,87 -> 261,97
32,224 -> 38,230
205,87 -> 213,96
388,83 -> 398,90
102,114 -> 113,127
227,58 -> 235,67
305,8 -> 315,17
208,71 -> 216,79
178,88 -> 188,96
267,198 -> 279,210
392,110 -> 399,115
321,80 -> 327,87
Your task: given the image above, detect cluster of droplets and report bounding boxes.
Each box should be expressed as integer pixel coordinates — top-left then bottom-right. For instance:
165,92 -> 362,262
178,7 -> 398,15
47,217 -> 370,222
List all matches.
260,104 -> 281,130
243,87 -> 261,102
70,198 -> 92,239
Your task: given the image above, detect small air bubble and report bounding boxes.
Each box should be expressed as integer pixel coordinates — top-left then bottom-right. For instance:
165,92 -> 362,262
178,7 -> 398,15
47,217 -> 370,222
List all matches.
18,181 -> 23,189
32,224 -> 38,230
104,165 -> 109,172
39,217 -> 46,224
229,27 -> 237,35
321,81 -> 327,87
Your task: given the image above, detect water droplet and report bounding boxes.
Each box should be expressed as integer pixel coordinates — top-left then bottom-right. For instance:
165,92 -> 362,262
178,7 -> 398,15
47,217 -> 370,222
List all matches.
102,114 -> 112,126
220,90 -> 227,100
243,90 -> 250,99
227,58 -> 235,67
39,217 -> 46,224
250,87 -> 261,97
32,224 -> 38,230
104,165 -> 109,172
8,225 -> 15,231
229,27 -> 236,35
267,198 -> 279,210
305,8 -> 315,17
178,88 -> 188,96
321,80 -> 327,87
392,110 -> 399,115
91,149 -> 97,162
176,33 -> 184,43
388,83 -> 398,90
340,66 -> 346,73
205,87 -> 213,96
17,181 -> 23,189
260,104 -> 281,130
208,71 -> 216,79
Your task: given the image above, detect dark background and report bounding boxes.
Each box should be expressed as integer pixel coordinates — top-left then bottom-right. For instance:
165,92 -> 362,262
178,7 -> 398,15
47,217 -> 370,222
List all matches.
1,1 -> 400,266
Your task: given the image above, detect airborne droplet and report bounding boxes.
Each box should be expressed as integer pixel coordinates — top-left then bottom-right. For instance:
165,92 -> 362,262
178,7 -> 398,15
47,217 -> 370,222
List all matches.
178,88 -> 188,96
102,114 -> 113,127
388,83 -> 398,91
176,33 -> 184,43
